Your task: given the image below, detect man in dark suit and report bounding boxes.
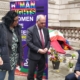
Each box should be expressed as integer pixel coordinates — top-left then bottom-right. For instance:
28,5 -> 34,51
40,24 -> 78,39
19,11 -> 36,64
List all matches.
65,50 -> 80,80
26,14 -> 50,80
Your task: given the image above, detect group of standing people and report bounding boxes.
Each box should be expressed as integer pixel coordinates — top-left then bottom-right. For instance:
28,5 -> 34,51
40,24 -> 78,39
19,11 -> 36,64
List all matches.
0,10 -> 50,80
0,10 -> 80,80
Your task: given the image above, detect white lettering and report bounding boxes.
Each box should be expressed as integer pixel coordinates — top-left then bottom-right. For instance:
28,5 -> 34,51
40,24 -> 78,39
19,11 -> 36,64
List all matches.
26,2 -> 30,8
19,16 -> 33,21
11,4 -> 15,8
24,59 -> 28,67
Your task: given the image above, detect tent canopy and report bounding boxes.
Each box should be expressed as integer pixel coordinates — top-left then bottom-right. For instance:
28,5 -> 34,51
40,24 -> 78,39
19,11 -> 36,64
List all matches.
48,29 -> 72,54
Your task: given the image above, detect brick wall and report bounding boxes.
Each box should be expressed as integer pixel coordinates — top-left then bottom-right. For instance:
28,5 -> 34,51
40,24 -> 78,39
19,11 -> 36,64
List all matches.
0,0 -> 10,21
48,0 -> 60,26
59,0 -> 80,27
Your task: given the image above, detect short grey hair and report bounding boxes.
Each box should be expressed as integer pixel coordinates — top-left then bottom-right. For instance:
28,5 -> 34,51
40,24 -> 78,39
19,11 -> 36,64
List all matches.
36,14 -> 46,21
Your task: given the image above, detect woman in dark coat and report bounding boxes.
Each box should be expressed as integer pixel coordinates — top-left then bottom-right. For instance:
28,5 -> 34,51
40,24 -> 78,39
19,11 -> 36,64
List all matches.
0,10 -> 22,80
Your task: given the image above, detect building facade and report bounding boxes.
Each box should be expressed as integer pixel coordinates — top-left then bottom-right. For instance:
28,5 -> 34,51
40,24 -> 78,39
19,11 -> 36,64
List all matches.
0,0 -> 80,48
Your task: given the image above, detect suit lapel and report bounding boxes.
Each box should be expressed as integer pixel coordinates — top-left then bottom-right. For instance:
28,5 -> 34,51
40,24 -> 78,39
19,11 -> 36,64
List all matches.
34,25 -> 41,44
34,26 -> 47,47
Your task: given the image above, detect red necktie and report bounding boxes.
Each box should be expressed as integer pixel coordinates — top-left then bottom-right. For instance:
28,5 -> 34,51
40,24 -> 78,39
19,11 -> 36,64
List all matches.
39,29 -> 44,48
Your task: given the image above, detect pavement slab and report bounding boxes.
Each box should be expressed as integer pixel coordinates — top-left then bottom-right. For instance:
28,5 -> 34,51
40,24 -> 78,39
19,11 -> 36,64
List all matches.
4,50 -> 78,80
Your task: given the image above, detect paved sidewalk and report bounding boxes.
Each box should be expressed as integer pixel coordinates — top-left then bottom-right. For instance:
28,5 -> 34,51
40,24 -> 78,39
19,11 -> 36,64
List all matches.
48,50 -> 78,80
4,50 -> 78,80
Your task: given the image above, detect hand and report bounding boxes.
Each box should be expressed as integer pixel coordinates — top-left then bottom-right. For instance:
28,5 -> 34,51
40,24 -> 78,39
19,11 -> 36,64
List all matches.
38,49 -> 45,54
44,48 -> 48,53
75,73 -> 79,79
76,71 -> 80,76
0,57 -> 3,65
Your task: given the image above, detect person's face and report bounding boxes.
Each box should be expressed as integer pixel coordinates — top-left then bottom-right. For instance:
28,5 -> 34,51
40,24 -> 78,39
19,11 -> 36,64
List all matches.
12,16 -> 18,27
37,17 -> 46,29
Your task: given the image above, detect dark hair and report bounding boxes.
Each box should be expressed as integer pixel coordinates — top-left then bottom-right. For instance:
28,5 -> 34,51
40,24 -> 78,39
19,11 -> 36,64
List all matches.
2,10 -> 18,27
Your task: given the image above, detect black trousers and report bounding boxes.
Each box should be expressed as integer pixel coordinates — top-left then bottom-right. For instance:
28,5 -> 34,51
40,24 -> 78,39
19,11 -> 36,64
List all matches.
65,73 -> 78,80
27,55 -> 45,80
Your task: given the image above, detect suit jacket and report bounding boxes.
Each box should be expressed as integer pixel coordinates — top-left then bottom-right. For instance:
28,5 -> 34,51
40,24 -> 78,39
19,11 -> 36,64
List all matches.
26,25 -> 50,60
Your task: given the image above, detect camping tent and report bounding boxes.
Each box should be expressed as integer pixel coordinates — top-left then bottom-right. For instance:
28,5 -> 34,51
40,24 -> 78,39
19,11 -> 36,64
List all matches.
49,29 -> 72,54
